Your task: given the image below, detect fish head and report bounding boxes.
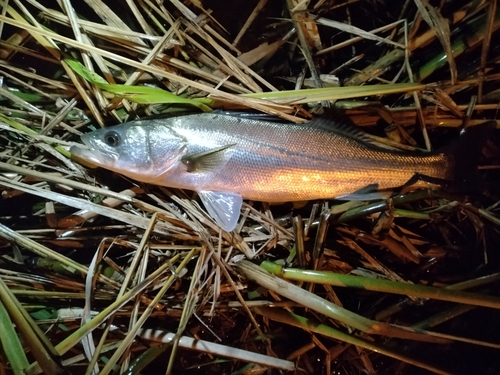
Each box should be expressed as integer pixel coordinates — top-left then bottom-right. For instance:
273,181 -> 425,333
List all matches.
70,121 -> 186,182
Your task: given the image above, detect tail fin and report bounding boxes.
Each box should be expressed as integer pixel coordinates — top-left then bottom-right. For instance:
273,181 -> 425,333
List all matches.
445,121 -> 496,191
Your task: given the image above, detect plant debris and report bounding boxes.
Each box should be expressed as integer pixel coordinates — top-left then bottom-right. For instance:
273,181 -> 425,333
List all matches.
1,1 -> 500,374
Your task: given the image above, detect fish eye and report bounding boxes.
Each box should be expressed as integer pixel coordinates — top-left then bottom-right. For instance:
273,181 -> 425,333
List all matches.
104,131 -> 121,147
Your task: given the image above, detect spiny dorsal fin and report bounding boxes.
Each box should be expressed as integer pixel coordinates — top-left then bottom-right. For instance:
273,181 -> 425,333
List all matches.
214,110 -> 292,123
308,107 -> 379,146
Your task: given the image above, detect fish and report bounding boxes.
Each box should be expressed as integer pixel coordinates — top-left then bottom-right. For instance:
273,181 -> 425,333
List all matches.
70,110 -> 495,232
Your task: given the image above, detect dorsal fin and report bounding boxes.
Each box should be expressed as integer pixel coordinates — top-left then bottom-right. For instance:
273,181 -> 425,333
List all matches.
308,107 -> 377,146
214,110 -> 292,123
217,108 -> 399,150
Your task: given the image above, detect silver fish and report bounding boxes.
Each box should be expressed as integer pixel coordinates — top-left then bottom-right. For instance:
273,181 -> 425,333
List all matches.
70,111 -> 493,231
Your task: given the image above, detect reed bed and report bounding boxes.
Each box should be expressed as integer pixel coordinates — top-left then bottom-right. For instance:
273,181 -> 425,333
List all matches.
0,1 -> 500,374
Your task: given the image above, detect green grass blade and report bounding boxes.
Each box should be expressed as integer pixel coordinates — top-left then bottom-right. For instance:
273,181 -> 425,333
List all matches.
0,299 -> 29,375
261,261 -> 500,309
236,260 -> 448,343
64,58 -> 213,111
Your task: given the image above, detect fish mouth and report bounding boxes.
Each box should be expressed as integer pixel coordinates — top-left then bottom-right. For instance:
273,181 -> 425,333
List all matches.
70,135 -> 118,168
69,145 -> 102,168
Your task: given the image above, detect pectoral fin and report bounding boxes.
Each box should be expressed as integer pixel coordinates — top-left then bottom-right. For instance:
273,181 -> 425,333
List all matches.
198,190 -> 242,232
182,144 -> 235,172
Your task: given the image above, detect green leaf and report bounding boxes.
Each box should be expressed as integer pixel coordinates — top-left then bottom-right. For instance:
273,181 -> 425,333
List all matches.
64,58 -> 213,111
0,300 -> 29,375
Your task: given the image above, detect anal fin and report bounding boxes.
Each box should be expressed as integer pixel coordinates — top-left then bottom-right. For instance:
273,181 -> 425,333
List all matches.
336,184 -> 392,201
402,173 -> 447,189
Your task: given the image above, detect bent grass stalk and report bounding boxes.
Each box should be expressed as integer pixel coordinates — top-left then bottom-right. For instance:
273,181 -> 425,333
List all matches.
260,261 -> 500,309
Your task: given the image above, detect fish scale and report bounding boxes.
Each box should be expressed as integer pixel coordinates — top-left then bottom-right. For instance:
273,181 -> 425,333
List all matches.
71,111 -> 493,231
165,113 -> 449,201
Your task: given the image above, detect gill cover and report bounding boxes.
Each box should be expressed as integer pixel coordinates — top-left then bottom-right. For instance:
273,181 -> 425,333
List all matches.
71,120 -> 187,182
